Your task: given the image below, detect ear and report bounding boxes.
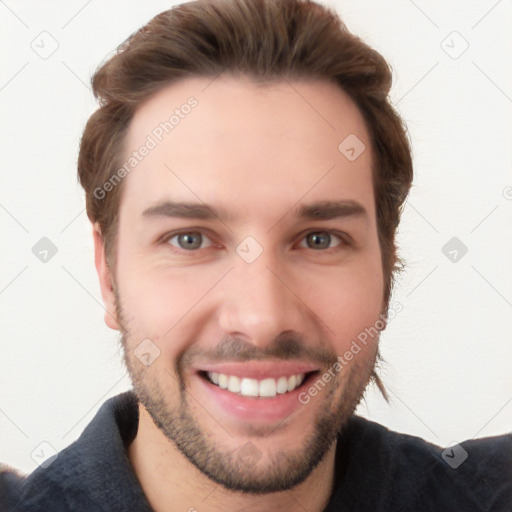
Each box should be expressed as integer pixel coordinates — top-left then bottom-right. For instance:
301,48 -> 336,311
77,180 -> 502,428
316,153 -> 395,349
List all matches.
93,224 -> 120,330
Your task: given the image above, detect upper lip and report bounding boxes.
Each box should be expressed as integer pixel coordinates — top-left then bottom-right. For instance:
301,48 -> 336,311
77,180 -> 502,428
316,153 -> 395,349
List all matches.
193,361 -> 320,380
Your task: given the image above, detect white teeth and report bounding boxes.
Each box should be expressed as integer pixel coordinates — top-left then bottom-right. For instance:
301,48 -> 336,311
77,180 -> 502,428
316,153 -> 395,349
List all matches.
218,373 -> 228,389
227,375 -> 241,393
259,378 -> 277,397
206,372 -> 306,397
240,378 -> 259,396
276,376 -> 288,394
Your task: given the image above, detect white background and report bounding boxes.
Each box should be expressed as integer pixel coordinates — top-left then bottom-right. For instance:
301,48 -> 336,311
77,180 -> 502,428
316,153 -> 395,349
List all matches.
1,0 -> 511,473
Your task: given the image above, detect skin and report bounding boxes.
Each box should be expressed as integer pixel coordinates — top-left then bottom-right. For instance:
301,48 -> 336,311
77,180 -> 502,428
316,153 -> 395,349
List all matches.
94,75 -> 384,512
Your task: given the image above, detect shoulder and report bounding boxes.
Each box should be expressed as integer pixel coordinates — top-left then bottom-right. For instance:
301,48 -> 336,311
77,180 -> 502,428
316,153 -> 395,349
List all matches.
333,416 -> 512,511
0,464 -> 24,512
1,392 -> 144,512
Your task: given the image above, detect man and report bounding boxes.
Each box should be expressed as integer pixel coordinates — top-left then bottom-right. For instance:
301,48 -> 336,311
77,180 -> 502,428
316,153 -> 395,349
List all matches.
2,0 -> 510,510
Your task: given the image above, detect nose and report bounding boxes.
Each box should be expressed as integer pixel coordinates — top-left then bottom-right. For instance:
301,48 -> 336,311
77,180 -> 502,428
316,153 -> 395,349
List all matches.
217,253 -> 307,348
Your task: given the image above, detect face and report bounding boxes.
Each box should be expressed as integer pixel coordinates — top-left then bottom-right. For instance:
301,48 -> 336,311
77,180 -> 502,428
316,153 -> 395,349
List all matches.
96,75 -> 384,493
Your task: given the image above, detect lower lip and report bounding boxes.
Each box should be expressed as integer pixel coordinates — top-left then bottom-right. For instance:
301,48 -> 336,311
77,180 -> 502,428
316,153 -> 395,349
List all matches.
195,373 -> 313,423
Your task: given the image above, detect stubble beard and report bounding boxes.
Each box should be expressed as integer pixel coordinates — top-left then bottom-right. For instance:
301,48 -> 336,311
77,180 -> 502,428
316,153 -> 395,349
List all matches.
116,296 -> 378,494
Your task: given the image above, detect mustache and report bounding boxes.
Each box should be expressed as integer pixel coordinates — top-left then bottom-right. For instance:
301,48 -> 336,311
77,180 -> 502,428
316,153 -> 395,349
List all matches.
179,330 -> 338,369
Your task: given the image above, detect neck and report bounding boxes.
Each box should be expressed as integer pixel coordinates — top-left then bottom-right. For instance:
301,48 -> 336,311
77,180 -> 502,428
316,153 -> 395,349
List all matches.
128,404 -> 337,512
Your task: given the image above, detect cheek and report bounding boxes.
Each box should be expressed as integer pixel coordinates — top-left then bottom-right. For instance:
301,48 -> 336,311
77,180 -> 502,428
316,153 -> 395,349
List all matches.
304,263 -> 384,351
116,264 -> 219,353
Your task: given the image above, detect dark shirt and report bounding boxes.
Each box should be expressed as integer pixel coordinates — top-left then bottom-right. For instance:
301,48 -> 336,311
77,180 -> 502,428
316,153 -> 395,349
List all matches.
1,391 -> 511,511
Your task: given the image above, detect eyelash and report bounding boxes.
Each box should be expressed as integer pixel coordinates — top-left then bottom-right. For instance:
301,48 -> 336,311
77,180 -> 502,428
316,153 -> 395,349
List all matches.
160,229 -> 351,253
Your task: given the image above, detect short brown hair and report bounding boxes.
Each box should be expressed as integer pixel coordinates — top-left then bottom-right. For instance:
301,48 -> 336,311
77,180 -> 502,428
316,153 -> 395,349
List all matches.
78,0 -> 413,311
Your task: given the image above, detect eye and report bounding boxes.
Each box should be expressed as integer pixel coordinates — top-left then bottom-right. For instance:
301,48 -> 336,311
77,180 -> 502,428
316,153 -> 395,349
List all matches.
299,231 -> 342,250
167,231 -> 213,251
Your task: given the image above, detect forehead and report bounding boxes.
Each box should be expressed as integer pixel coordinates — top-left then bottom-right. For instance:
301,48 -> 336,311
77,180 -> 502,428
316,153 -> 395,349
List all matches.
120,75 -> 374,223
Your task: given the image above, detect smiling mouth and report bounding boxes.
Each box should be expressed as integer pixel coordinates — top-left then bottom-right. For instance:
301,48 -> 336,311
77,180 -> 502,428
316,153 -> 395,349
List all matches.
199,370 -> 318,398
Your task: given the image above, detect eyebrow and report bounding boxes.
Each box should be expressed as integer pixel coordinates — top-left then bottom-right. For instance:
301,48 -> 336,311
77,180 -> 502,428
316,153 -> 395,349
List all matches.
141,199 -> 368,223
142,202 -> 228,221
295,200 -> 368,221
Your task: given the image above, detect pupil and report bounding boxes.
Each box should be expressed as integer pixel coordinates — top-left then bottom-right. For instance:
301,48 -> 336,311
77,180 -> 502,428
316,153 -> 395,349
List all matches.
308,232 -> 330,249
179,233 -> 201,250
